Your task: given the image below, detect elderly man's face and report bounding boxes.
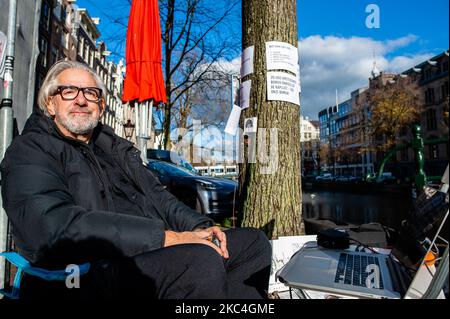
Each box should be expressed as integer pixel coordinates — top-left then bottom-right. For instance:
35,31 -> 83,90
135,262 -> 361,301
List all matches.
47,68 -> 104,141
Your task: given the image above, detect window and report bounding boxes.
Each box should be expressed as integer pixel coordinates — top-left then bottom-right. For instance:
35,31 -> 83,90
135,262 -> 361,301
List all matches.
39,37 -> 48,55
84,45 -> 89,62
38,37 -> 48,67
40,2 -> 51,30
52,2 -> 62,21
61,30 -> 68,49
425,88 -> 435,104
426,109 -> 437,131
442,81 -> 449,100
78,37 -> 84,56
443,61 -> 449,72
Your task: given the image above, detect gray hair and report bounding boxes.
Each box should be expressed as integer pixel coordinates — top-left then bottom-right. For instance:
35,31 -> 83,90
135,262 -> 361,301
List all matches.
37,60 -> 107,117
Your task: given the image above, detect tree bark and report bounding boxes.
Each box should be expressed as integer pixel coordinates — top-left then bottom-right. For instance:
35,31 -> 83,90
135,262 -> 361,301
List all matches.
240,0 -> 303,239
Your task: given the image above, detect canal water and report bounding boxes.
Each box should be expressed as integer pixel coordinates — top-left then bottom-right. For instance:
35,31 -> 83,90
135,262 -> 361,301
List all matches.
302,189 -> 413,231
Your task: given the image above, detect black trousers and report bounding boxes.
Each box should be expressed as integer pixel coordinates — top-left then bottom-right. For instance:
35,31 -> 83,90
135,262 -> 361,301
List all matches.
21,227 -> 272,299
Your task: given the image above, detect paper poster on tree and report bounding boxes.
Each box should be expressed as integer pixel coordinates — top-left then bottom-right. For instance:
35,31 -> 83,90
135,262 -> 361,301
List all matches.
266,41 -> 299,75
267,71 -> 300,106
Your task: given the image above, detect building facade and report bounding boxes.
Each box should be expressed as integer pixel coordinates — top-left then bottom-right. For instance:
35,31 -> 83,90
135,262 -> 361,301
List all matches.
396,51 -> 449,179
1,0 -> 129,138
318,98 -> 364,176
300,116 -> 320,176
318,51 -> 449,181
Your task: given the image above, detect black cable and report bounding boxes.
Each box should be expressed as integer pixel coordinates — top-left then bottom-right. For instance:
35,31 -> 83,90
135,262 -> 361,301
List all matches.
348,238 -> 380,254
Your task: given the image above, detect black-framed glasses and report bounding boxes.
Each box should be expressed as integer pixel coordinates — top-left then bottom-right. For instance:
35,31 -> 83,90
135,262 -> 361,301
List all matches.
54,86 -> 102,102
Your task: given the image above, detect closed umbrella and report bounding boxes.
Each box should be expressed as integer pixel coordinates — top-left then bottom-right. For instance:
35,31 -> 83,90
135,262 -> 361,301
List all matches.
122,0 -> 166,161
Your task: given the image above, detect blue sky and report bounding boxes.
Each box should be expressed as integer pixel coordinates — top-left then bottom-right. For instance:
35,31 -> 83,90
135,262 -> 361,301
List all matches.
298,0 -> 449,56
76,0 -> 449,119
296,0 -> 449,117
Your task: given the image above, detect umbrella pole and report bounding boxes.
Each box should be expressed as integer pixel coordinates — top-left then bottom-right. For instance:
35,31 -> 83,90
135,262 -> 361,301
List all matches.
148,100 -> 153,147
138,102 -> 147,164
134,103 -> 141,157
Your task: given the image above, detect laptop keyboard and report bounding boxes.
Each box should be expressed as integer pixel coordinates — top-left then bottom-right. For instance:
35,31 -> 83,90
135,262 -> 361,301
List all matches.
335,253 -> 384,289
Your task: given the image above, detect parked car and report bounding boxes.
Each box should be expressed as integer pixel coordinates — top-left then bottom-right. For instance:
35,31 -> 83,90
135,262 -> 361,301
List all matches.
365,172 -> 397,184
376,172 -> 398,184
315,173 -> 333,182
146,159 -> 238,220
334,175 -> 360,183
147,149 -> 197,174
334,175 -> 350,182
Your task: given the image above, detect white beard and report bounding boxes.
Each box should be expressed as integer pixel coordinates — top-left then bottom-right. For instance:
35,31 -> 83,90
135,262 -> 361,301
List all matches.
55,110 -> 100,135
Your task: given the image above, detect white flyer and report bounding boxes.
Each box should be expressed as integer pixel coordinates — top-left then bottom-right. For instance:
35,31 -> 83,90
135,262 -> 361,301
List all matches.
266,41 -> 299,75
267,71 -> 300,106
224,105 -> 242,136
239,80 -> 251,109
269,235 -> 317,293
240,46 -> 254,78
243,117 -> 257,134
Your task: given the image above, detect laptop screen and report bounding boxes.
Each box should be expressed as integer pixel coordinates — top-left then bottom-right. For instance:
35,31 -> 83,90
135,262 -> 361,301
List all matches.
391,185 -> 449,269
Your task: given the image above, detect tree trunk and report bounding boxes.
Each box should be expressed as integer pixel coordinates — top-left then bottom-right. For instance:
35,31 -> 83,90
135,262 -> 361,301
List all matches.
163,103 -> 171,149
240,0 -> 303,239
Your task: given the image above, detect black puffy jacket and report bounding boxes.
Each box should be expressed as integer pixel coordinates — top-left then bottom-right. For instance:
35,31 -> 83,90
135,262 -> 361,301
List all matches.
0,111 -> 213,268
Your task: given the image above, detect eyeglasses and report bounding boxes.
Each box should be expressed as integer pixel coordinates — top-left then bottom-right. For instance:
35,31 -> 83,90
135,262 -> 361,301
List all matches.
54,86 -> 102,102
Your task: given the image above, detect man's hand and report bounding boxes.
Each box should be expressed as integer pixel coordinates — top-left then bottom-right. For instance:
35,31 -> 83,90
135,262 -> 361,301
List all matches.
164,226 -> 229,259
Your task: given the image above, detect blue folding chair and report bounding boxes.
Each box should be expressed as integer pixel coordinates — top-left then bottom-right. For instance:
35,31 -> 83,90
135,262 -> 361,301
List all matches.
0,252 -> 90,299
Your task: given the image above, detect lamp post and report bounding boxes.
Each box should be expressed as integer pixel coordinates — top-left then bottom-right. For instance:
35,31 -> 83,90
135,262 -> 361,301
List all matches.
123,119 -> 135,141
1,0 -> 17,294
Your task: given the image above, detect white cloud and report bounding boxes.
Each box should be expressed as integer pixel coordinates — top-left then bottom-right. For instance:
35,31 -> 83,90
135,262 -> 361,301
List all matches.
298,35 -> 435,119
202,35 -> 436,124
385,34 -> 418,52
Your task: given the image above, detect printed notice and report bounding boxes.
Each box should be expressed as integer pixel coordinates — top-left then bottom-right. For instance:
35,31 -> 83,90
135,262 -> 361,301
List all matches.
240,46 -> 254,78
266,41 -> 299,75
239,80 -> 251,109
269,235 -> 316,293
224,105 -> 242,136
267,71 -> 300,106
243,117 -> 257,134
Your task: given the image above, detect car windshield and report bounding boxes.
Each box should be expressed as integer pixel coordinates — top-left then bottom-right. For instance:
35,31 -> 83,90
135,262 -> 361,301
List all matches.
149,161 -> 197,177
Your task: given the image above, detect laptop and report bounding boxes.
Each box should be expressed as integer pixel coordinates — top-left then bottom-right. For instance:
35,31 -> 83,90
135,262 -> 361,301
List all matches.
277,168 -> 449,299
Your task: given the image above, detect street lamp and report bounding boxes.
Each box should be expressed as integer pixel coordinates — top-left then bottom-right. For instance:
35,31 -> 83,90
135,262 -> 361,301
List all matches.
123,119 -> 135,140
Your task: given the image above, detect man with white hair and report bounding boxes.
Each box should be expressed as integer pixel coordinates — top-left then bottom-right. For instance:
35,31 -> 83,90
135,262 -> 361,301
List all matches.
0,61 -> 272,299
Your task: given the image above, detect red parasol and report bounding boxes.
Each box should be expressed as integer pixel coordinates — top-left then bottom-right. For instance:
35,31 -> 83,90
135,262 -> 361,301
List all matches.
122,0 -> 167,104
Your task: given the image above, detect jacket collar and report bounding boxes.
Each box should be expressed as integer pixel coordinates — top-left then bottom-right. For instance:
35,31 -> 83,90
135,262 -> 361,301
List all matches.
22,109 -> 135,154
